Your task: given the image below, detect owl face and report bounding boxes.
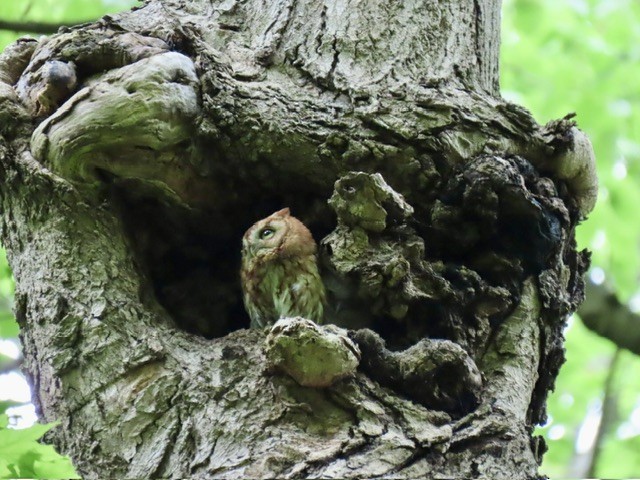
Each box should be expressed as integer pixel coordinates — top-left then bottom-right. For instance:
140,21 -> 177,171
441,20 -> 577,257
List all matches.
240,207 -> 325,328
242,214 -> 289,260
242,208 -> 316,262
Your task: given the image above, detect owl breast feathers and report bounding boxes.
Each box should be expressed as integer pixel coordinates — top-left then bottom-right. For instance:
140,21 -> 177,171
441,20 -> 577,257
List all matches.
240,208 -> 326,329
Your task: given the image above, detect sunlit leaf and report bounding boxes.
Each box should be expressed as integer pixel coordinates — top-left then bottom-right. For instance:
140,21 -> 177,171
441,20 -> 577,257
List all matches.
0,416 -> 79,478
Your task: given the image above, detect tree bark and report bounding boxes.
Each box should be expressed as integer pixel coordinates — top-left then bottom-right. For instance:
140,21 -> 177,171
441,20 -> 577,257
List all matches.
0,0 -> 596,478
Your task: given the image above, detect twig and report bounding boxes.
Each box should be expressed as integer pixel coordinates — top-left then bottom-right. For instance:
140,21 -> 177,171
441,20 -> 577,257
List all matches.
587,347 -> 621,477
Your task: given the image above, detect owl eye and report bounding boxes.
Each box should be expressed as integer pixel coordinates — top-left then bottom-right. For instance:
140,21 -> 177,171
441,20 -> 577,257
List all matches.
259,227 -> 275,239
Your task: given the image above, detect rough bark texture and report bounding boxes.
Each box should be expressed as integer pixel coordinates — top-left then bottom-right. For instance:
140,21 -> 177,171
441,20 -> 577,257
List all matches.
0,0 -> 596,478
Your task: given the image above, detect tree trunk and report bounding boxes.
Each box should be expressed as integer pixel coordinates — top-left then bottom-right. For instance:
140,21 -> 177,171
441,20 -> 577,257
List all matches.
0,0 -> 596,478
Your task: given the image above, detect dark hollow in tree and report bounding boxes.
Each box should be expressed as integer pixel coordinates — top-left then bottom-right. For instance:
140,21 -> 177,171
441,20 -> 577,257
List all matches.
0,0 -> 597,478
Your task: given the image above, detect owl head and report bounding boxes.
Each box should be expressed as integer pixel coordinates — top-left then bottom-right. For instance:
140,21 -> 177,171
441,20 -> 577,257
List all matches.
242,208 -> 317,261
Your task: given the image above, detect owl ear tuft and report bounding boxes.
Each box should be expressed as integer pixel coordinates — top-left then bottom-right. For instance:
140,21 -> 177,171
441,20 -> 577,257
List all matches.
274,207 -> 291,218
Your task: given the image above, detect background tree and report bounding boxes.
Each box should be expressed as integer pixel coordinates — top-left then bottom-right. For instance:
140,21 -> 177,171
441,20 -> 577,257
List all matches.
502,0 -> 640,477
1,0 -> 636,478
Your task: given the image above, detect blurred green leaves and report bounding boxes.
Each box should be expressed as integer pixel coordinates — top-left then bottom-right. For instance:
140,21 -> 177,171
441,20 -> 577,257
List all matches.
0,415 -> 78,479
503,0 -> 640,476
0,0 -> 141,50
502,0 -> 640,298
0,249 -> 17,343
0,246 -> 15,339
0,312 -> 18,339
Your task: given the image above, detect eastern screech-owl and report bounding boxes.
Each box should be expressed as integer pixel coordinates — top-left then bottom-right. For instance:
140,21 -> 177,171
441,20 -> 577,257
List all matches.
240,208 -> 326,329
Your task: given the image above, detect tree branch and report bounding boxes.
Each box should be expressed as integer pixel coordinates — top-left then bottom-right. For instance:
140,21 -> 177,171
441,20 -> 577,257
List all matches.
567,347 -> 620,477
579,280 -> 640,356
587,347 -> 620,477
0,18 -> 87,35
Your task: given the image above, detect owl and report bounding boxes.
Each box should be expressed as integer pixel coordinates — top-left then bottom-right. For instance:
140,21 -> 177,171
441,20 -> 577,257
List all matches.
240,208 -> 326,329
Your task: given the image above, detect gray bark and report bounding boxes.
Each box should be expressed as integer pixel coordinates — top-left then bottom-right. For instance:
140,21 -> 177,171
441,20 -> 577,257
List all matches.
0,0 -> 595,478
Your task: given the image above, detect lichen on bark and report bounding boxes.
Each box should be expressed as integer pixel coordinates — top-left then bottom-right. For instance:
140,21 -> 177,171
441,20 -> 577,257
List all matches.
265,318 -> 360,388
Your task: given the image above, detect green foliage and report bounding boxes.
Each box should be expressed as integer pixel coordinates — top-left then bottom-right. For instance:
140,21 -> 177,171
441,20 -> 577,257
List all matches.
0,247 -> 15,338
502,0 -> 640,298
0,312 -> 17,339
536,320 -> 640,478
0,0 -> 140,50
0,415 -> 78,479
503,0 -> 640,476
536,319 -> 607,476
598,431 -> 640,478
0,248 -> 17,340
